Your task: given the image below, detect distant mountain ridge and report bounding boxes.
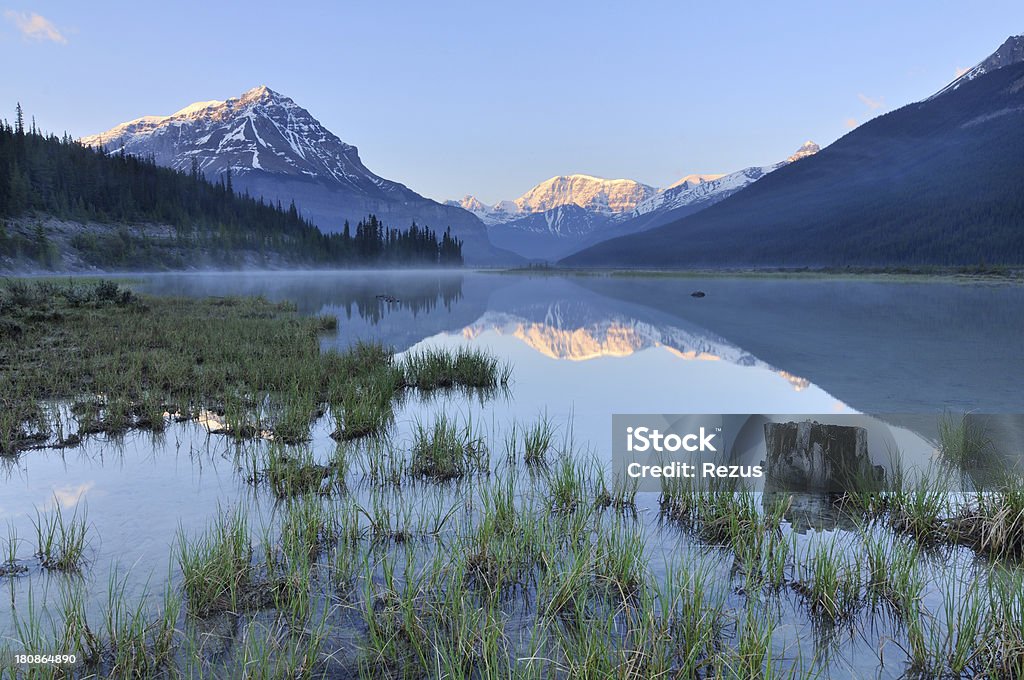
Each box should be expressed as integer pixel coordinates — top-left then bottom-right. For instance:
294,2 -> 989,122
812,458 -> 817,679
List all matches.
473,143 -> 817,260
82,86 -> 512,264
562,42 -> 1024,268
448,174 -> 658,226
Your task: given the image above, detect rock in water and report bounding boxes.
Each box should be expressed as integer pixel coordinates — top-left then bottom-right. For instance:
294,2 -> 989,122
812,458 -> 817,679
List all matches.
763,421 -> 878,492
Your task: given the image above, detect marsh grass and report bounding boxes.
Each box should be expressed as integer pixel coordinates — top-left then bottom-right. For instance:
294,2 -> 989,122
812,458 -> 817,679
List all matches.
595,473 -> 639,512
864,531 -> 923,619
33,500 -> 89,572
177,506 -> 252,616
409,413 -> 488,481
793,537 -> 861,623
402,346 -> 511,390
0,522 -> 27,576
904,566 -> 989,678
0,280 -> 511,456
522,412 -> 556,466
888,469 -> 952,544
955,474 -> 1024,558
548,456 -> 589,513
263,446 -> 337,498
985,569 -> 1024,677
9,285 -> 1024,677
661,481 -> 789,562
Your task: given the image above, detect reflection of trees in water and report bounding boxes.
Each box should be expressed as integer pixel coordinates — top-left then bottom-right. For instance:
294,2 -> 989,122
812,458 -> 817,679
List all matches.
338,275 -> 464,324
137,272 -> 465,324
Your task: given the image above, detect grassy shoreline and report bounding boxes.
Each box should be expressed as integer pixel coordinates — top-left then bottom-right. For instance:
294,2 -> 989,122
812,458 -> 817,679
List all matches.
0,278 -> 508,455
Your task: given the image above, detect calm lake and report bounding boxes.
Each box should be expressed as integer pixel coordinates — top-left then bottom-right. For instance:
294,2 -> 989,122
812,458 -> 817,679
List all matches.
2,270 -> 1023,677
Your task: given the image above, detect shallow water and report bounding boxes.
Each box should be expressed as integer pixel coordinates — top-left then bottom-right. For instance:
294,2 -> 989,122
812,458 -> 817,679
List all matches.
2,270 -> 1022,677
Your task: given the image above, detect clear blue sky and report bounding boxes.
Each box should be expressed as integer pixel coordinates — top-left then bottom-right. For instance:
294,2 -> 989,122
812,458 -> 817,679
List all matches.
1,1 -> 1021,204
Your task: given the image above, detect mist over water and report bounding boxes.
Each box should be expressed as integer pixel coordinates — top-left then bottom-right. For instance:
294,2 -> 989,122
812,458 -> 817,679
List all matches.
132,270 -> 1024,415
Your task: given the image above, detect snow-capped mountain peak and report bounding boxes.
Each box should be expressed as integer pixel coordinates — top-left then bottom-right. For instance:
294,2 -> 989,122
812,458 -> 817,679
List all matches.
666,174 -> 725,191
449,174 -> 658,226
787,141 -> 820,162
931,35 -> 1024,99
81,85 -> 370,187
80,86 -> 507,263
514,174 -> 657,215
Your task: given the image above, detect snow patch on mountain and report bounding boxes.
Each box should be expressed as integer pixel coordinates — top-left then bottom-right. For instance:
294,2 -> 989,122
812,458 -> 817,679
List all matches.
931,35 -> 1024,99
630,142 -> 819,218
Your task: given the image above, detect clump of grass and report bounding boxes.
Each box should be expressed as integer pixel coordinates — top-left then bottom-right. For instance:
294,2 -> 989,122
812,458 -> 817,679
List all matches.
793,537 -> 861,622
653,558 -> 724,674
985,569 -> 1024,677
279,495 -> 335,562
522,413 -> 556,466
330,388 -> 393,441
329,360 -> 401,441
270,388 -> 321,444
661,480 -> 788,560
56,569 -> 181,677
594,520 -> 646,598
864,531 -> 923,618
0,522 -> 27,577
954,474 -> 1024,558
720,608 -> 779,679
0,393 -> 49,455
402,346 -> 511,390
33,501 -> 89,572
595,473 -> 638,512
888,469 -> 952,544
409,413 -> 488,482
227,615 -> 328,680
548,456 -> 588,513
539,545 -> 593,618
905,567 -> 989,678
177,506 -> 251,616
263,447 -> 336,498
659,475 -> 700,520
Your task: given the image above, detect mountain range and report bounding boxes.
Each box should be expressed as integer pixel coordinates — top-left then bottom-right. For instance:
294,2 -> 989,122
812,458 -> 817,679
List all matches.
78,34 -> 1024,269
564,36 -> 1024,268
449,142 -> 819,260
81,86 -> 510,264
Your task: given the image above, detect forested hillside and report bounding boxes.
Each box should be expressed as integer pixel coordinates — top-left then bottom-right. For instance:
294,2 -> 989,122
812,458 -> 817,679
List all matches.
0,110 -> 462,270
563,61 -> 1024,268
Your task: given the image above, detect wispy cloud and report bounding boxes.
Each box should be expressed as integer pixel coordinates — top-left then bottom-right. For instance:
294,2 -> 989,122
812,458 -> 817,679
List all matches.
857,93 -> 884,110
844,118 -> 858,129
4,10 -> 67,44
954,66 -> 970,78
